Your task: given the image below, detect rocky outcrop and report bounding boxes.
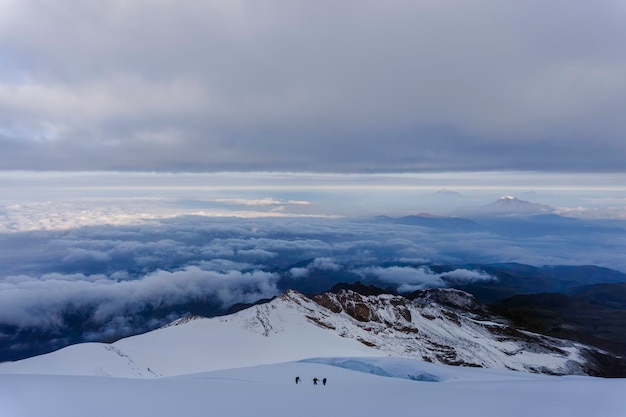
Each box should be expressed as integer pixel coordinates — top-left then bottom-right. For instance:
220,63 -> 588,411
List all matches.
305,288 -> 622,376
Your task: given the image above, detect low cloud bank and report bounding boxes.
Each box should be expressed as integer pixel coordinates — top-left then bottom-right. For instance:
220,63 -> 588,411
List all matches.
289,257 -> 342,279
359,266 -> 496,293
442,269 -> 497,284
0,214 -> 623,334
0,268 -> 279,330
1,213 -> 625,360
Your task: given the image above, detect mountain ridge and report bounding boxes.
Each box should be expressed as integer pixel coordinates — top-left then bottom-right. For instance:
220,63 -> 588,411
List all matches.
2,287 -> 622,378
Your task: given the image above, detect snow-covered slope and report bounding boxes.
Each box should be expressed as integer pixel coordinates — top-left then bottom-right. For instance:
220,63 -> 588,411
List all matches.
1,289 -> 624,417
1,358 -> 625,417
0,291 -> 381,377
0,289 -> 602,378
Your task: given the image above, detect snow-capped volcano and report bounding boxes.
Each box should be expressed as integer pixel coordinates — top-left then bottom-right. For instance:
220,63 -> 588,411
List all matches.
454,196 -> 555,216
491,196 -> 554,213
0,288 -> 610,378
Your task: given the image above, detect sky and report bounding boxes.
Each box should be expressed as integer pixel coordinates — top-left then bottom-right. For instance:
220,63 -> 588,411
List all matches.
1,0 -> 626,173
2,1 -> 626,361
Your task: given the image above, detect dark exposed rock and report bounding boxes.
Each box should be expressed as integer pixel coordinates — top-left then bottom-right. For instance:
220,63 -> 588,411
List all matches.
312,293 -> 343,313
398,307 -> 412,322
346,301 -> 373,322
305,315 -> 336,330
409,288 -> 488,315
306,286 -> 626,377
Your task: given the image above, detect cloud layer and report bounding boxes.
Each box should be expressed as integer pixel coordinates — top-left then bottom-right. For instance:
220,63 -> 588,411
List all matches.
1,212 -> 625,336
0,268 -> 279,329
359,266 -> 497,293
1,1 -> 626,172
1,209 -> 626,360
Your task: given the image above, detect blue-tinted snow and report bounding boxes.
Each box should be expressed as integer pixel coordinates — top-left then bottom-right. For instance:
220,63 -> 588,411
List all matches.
302,357 -> 441,382
300,356 -> 549,383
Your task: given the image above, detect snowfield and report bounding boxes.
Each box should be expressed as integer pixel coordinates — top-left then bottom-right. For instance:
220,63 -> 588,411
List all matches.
0,292 -> 383,378
1,358 -> 624,417
1,290 -> 624,416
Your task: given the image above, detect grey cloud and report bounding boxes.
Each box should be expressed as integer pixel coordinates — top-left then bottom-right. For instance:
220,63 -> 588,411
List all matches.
196,259 -> 256,273
360,266 -> 496,292
395,257 -> 432,265
288,257 -> 343,279
1,210 -> 626,361
236,248 -> 278,261
442,269 -> 497,284
82,314 -> 181,342
289,267 -> 309,279
62,247 -> 112,263
1,1 -> 626,172
0,267 -> 279,328
308,257 -> 341,271
215,198 -> 310,206
4,213 -> 626,281
1,213 -> 626,331
360,266 -> 446,292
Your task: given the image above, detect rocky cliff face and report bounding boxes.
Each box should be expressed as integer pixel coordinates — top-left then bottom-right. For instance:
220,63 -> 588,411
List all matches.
276,288 -> 617,376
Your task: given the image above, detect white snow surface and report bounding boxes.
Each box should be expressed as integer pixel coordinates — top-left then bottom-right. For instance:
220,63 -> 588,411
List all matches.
0,290 -> 624,417
1,358 -> 624,417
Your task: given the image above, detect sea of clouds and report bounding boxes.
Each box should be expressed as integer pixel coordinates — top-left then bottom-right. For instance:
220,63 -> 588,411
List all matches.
1,212 -> 625,343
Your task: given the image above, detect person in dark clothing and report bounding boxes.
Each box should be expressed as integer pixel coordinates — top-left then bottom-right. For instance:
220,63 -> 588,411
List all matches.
313,377 -> 318,385
322,378 -> 327,386
295,376 -> 300,384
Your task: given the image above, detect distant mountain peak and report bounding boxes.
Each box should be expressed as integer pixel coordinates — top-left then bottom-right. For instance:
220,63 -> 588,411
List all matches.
415,212 -> 441,218
454,196 -> 555,217
494,195 -> 536,205
489,196 -> 554,213
435,188 -> 462,196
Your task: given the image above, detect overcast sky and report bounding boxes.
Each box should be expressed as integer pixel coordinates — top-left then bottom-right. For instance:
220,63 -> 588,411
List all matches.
1,0 -> 625,173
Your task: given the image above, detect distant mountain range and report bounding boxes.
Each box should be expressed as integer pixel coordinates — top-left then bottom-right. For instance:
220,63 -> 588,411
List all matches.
492,282 -> 626,368
435,188 -> 463,196
377,214 -> 486,232
377,196 -> 625,237
442,263 -> 626,301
